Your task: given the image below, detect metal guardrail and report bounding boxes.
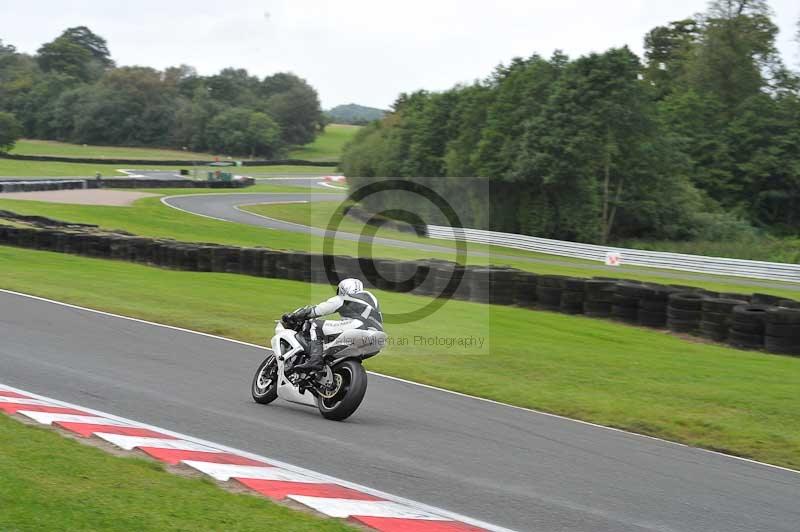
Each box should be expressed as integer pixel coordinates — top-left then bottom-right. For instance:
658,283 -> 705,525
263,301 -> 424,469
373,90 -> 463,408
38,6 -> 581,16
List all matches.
426,225 -> 800,283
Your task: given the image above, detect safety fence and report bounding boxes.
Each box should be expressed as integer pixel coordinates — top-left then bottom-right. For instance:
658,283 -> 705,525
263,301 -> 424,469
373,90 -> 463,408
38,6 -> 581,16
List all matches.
427,225 -> 800,283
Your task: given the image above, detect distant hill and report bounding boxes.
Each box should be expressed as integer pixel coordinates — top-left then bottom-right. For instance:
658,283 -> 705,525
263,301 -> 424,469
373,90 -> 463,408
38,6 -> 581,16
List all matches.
326,104 -> 386,125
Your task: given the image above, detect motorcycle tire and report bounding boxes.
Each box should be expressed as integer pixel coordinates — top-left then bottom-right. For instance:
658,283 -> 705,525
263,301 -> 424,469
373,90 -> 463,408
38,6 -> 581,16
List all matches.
316,359 -> 368,421
251,355 -> 278,404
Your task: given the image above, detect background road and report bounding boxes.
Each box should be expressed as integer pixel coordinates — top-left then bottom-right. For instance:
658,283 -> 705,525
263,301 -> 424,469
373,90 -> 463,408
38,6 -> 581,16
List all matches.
162,187 -> 800,293
1,290 -> 798,532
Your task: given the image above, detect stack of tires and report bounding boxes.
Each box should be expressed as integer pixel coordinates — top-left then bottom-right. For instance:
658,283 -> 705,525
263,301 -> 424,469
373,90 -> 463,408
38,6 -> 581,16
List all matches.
637,284 -> 673,328
728,305 -> 769,349
778,299 -> 800,309
611,282 -> 644,324
513,272 -> 538,308
465,268 -> 492,304
559,278 -> 585,314
667,292 -> 706,333
764,308 -> 800,356
489,268 -> 519,306
583,279 -> 616,318
752,293 -> 782,306
699,298 -> 746,342
536,275 -> 566,311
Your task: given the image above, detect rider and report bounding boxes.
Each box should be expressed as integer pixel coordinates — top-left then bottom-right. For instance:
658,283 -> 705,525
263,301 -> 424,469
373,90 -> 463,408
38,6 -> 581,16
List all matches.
285,278 -> 383,372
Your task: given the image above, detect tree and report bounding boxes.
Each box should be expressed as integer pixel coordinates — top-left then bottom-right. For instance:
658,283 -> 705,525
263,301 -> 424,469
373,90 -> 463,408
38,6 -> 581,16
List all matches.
0,111 -> 22,152
513,48 -> 658,243
687,0 -> 782,109
262,73 -> 323,145
206,108 -> 282,157
643,19 -> 701,99
37,26 -> 113,82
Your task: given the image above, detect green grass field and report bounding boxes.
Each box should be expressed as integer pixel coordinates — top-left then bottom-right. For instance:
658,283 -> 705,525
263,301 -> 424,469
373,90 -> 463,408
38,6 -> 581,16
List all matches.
1,245 -> 798,469
0,414 -> 354,531
0,191 -> 797,299
10,139 -> 222,161
9,125 -> 356,164
0,158 -> 337,178
288,124 -> 360,161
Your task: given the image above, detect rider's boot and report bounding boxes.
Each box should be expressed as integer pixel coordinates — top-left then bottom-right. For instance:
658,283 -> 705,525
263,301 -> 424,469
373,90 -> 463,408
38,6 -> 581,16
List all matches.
294,338 -> 324,372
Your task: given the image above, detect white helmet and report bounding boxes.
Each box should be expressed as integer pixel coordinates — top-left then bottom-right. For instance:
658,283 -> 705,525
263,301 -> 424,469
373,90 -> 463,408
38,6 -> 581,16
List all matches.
337,278 -> 363,296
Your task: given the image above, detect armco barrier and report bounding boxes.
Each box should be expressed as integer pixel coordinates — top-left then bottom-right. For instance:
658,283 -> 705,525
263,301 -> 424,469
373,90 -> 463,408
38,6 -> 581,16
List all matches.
0,215 -> 798,356
427,225 -> 800,283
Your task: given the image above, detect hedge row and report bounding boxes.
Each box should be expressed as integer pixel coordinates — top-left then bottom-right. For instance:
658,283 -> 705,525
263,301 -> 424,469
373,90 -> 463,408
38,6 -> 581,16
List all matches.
0,153 -> 338,167
0,220 -> 798,356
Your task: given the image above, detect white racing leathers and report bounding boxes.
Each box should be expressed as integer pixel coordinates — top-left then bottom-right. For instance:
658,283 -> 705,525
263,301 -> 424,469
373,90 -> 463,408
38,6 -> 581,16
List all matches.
302,291 -> 383,361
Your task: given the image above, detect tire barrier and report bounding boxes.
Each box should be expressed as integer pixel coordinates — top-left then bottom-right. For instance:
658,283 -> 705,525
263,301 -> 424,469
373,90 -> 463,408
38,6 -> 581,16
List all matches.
583,280 -> 616,318
536,275 -> 566,311
667,292 -> 706,333
0,179 -> 87,193
699,298 -> 747,342
1,219 -> 799,357
613,282 -> 645,324
764,308 -> 800,356
344,204 -> 425,235
87,178 -> 255,189
729,305 -> 770,349
0,177 -> 255,193
638,285 -> 673,328
560,278 -> 586,315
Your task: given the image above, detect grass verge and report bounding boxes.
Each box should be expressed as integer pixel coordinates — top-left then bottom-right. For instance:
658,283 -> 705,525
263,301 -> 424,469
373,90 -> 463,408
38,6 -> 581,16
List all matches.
10,125 -> 353,164
288,124 -> 359,161
1,245 -> 798,470
0,159 -> 337,178
0,191 -> 797,299
0,414 -> 354,531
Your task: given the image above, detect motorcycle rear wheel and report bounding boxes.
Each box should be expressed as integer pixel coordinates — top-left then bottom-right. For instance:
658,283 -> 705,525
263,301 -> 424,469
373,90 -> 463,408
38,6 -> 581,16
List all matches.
251,355 -> 278,404
316,360 -> 367,421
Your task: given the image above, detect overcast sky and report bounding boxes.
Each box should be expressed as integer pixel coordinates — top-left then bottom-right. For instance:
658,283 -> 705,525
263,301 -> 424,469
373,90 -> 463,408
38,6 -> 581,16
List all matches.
2,0 -> 798,109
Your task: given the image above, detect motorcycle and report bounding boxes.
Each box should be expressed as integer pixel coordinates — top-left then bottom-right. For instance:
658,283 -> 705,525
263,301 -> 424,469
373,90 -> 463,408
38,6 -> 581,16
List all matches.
251,314 -> 387,420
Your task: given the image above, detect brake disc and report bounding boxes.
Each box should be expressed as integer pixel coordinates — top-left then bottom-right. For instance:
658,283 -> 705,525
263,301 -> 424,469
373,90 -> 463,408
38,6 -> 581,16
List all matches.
316,367 -> 342,399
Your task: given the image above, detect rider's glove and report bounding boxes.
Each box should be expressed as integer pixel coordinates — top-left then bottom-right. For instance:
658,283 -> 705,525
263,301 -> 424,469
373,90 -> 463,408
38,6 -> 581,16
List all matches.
283,306 -> 314,327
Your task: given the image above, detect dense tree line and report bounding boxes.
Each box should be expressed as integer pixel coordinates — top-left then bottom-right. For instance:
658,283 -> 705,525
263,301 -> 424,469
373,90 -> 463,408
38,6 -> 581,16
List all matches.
342,0 -> 800,243
0,27 -> 324,157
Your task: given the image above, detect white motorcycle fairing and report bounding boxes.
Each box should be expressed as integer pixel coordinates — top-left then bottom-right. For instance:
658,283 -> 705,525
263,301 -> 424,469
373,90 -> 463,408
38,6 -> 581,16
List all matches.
271,322 -> 317,407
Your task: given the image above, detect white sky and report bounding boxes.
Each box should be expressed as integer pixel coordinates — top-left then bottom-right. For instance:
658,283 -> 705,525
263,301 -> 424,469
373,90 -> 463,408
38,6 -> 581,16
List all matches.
2,0 -> 798,109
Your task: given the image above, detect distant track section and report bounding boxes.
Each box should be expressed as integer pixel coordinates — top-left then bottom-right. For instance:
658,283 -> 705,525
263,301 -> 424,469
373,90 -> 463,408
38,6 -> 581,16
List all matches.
427,225 -> 800,283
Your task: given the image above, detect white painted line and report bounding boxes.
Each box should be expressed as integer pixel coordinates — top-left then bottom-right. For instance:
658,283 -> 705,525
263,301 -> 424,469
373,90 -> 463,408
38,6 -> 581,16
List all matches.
318,182 -> 347,190
18,412 -> 134,427
0,397 -> 52,406
288,496 -> 448,520
0,382 -> 512,532
2,286 -> 798,480
182,462 -> 324,483
94,433 -> 219,452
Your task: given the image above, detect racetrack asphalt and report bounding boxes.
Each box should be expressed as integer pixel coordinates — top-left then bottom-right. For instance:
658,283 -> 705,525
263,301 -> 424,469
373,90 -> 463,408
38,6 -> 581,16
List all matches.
161,178 -> 800,293
1,290 -> 798,532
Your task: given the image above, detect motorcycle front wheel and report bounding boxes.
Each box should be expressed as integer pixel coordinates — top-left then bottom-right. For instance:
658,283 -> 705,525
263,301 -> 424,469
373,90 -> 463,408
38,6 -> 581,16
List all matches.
316,359 -> 368,421
251,355 -> 278,404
